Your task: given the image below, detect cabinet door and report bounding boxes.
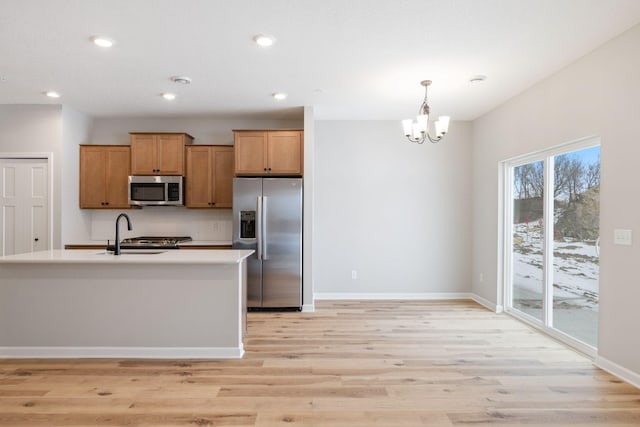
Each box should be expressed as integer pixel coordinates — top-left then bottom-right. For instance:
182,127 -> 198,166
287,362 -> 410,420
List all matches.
80,146 -> 130,209
130,134 -> 157,175
105,147 -> 131,208
212,146 -> 234,208
185,146 -> 213,208
234,132 -> 267,175
156,134 -> 185,175
267,131 -> 302,175
80,147 -> 108,208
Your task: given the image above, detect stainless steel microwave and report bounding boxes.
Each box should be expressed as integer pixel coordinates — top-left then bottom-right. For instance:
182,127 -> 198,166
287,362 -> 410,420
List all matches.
128,176 -> 184,206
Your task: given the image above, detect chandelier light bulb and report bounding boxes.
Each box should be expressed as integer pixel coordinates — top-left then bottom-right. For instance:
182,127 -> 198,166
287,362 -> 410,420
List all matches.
402,80 -> 450,144
91,36 -> 114,48
253,34 -> 275,47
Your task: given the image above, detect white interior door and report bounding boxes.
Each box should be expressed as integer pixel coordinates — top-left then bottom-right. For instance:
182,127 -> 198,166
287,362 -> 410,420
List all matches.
0,158 -> 49,255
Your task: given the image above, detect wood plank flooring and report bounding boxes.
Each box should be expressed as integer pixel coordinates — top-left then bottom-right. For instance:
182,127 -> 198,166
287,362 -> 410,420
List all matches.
1,300 -> 639,426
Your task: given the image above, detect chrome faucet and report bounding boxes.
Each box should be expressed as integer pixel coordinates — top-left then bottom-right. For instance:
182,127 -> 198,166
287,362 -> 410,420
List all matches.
114,213 -> 132,255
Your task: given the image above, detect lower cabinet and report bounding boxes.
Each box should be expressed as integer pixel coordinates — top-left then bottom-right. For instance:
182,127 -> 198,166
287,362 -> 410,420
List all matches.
79,145 -> 131,209
185,145 -> 234,208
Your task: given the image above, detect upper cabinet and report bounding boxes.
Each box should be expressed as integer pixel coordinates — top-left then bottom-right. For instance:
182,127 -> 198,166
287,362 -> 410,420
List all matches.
79,145 -> 131,209
185,145 -> 234,208
130,132 -> 193,175
234,130 -> 303,176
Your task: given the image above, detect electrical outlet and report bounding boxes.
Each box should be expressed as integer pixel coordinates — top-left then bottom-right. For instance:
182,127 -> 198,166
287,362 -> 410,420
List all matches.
351,270 -> 358,280
479,273 -> 484,283
614,229 -> 632,246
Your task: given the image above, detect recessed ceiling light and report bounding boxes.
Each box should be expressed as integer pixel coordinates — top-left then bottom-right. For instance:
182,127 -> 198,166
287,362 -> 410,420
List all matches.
91,36 -> 114,48
44,91 -> 60,98
170,76 -> 192,84
469,75 -> 488,83
162,93 -> 176,100
253,34 -> 276,47
272,92 -> 287,101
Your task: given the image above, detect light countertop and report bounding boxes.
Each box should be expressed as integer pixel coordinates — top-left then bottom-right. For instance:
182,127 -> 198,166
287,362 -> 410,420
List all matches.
64,240 -> 232,247
178,240 -> 232,247
0,249 -> 254,265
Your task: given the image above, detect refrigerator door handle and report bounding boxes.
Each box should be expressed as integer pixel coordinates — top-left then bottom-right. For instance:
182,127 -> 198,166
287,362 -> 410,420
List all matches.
256,196 -> 263,260
262,196 -> 269,260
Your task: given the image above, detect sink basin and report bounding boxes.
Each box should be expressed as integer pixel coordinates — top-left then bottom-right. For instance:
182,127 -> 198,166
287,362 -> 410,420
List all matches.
96,250 -> 167,255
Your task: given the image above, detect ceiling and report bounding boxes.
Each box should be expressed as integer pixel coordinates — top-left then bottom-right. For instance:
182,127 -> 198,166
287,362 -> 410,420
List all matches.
1,0 -> 640,121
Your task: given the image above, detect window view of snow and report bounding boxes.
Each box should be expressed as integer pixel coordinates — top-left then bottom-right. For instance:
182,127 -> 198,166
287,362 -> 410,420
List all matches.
512,146 -> 600,347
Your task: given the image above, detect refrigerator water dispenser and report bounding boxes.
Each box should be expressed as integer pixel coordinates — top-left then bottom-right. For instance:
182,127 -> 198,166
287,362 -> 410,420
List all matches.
240,211 -> 256,239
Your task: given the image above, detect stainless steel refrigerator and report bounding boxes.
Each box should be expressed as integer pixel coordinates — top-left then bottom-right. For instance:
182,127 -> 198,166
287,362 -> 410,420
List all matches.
232,177 -> 302,309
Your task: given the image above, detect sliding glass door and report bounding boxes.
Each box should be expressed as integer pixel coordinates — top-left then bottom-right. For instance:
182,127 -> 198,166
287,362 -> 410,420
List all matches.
512,160 -> 545,321
507,141 -> 600,349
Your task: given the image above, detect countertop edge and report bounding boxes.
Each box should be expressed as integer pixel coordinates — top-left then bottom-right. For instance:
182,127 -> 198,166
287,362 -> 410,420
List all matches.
0,249 -> 254,265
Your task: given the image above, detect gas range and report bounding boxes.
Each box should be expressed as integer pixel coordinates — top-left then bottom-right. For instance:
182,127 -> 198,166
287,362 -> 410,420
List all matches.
119,236 -> 192,249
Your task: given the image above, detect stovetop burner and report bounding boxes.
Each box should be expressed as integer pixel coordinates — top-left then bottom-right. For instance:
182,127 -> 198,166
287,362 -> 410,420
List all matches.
119,236 -> 192,249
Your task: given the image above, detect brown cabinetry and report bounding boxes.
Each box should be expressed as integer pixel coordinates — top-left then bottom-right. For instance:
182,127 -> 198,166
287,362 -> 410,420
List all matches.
185,145 -> 234,208
79,145 -> 131,209
130,132 -> 193,175
234,130 -> 303,176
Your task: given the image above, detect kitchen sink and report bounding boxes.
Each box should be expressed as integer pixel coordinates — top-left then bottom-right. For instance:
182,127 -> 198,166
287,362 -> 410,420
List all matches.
96,250 -> 167,255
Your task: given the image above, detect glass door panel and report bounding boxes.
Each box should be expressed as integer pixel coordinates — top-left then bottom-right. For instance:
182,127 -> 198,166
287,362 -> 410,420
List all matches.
551,147 -> 600,346
512,161 -> 545,321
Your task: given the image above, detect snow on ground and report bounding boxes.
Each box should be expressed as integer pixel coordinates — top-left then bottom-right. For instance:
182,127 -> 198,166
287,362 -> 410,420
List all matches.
512,221 -> 599,310
512,220 -> 599,345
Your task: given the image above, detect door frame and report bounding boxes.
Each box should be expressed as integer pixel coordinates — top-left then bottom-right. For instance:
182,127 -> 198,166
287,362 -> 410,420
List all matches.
498,136 -> 600,357
0,152 -> 54,252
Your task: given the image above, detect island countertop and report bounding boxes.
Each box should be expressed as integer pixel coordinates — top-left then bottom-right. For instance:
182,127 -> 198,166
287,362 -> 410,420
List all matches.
0,249 -> 254,265
0,249 -> 253,359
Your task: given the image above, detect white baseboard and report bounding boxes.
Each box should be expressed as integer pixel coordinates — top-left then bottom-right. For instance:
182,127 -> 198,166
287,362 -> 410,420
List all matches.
0,346 -> 244,359
594,355 -> 640,389
314,292 -> 472,300
301,303 -> 315,312
471,293 -> 504,313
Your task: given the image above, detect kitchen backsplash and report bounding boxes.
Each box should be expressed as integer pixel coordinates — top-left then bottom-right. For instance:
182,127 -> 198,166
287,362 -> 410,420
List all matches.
90,208 -> 232,242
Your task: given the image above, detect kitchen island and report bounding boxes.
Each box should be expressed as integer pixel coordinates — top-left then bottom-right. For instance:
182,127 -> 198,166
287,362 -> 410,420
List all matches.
0,249 -> 253,359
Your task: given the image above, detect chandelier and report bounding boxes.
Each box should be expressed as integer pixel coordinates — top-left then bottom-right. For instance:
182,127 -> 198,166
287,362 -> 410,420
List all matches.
402,80 -> 450,144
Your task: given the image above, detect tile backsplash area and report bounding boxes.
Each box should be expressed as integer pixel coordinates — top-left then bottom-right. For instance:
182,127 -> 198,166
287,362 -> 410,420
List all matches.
90,208 -> 233,242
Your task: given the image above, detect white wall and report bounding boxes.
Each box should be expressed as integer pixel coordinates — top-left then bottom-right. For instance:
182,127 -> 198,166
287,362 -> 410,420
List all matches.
303,107 -> 315,310
472,24 -> 640,376
314,120 -> 472,297
61,106 -> 93,244
90,117 -> 303,146
0,105 -> 63,248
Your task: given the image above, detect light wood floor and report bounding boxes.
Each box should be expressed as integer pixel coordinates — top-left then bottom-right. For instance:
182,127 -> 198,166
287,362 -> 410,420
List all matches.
1,300 -> 639,426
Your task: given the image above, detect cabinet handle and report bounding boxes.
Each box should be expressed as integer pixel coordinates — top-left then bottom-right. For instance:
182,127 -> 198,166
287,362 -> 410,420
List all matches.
34,238 -> 39,242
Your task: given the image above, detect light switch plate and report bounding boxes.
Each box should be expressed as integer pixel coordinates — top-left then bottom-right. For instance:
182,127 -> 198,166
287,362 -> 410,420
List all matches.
614,229 -> 632,246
